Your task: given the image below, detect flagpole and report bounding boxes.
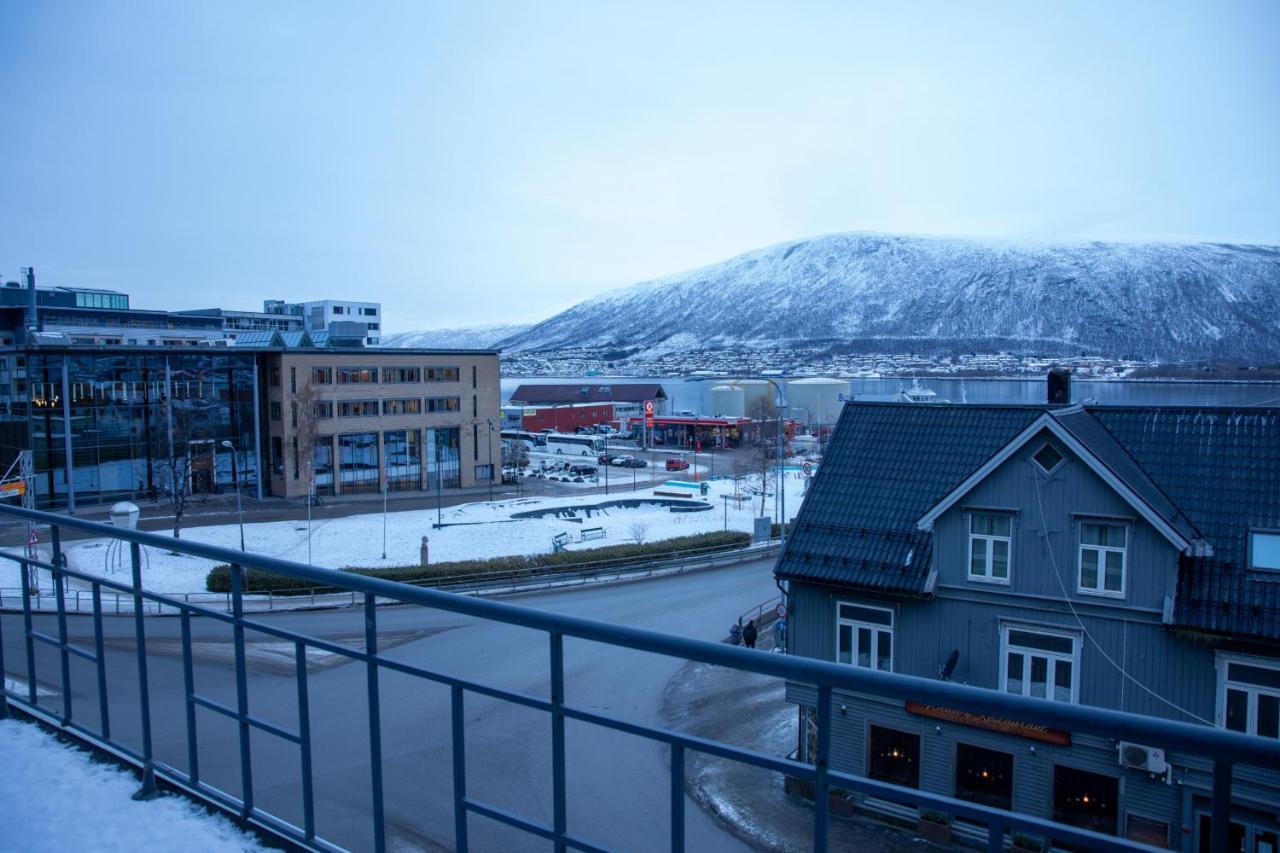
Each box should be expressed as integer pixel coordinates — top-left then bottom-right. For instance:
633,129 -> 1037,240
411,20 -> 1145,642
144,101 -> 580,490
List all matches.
382,470 -> 388,560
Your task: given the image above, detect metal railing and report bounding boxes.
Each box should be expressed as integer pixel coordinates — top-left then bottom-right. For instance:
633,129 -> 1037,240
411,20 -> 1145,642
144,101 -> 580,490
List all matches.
1,502 -> 1276,853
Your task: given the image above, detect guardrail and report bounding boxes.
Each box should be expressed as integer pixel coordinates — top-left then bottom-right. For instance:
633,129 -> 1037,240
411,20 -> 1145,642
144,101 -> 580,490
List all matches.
1,539 -> 781,615
1,502 -> 1276,853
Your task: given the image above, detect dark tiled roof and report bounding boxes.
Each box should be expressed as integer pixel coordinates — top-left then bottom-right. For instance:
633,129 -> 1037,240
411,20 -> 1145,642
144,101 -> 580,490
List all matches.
775,403 -> 1042,593
509,383 -> 668,405
1176,555 -> 1280,640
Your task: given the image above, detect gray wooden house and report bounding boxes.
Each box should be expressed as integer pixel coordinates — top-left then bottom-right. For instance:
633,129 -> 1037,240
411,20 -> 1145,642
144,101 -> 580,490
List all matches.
776,391 -> 1280,850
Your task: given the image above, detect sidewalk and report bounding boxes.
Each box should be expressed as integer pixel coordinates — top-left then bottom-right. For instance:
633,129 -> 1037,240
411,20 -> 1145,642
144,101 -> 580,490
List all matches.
660,635 -> 930,852
0,716 -> 266,852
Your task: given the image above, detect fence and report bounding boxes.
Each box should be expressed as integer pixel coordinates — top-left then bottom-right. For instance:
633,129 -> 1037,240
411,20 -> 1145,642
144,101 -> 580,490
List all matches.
1,502 -> 1276,852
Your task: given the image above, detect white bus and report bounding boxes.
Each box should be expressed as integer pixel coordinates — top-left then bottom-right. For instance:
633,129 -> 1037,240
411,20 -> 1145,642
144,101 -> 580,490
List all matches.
544,433 -> 605,456
501,430 -> 546,450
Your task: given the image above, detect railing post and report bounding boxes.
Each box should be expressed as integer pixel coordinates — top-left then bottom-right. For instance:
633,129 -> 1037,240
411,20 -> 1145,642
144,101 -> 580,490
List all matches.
20,559 -> 37,706
1212,759 -> 1233,853
130,542 -> 158,799
0,582 -> 8,719
180,608 -> 199,787
670,744 -> 685,853
296,641 -> 316,842
987,820 -> 1006,853
88,583 -> 110,739
451,685 -> 469,852
229,563 -> 254,816
813,685 -> 832,853
364,592 -> 386,852
550,631 -> 567,853
52,526 -> 72,725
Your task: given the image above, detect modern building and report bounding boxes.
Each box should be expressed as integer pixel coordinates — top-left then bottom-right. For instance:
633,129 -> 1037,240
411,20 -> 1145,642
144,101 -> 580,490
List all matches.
264,299 -> 381,346
775,385 -> 1280,850
0,338 -> 500,509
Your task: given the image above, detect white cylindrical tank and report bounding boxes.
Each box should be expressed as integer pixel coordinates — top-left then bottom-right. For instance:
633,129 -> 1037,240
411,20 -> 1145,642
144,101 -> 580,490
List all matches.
709,384 -> 745,418
732,379 -> 773,416
786,378 -> 848,426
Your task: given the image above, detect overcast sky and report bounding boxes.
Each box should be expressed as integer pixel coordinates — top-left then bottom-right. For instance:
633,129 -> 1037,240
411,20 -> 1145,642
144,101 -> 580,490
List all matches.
2,1 -> 1278,333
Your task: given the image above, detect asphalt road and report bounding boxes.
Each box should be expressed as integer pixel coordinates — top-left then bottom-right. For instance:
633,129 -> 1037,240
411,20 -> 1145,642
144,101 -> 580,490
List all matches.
3,555 -> 782,852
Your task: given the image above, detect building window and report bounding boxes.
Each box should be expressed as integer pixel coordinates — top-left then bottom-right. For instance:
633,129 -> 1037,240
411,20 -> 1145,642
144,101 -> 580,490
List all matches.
472,395 -> 477,417
338,432 -> 379,494
312,367 -> 332,385
383,430 -> 422,491
269,401 -> 282,421
969,511 -> 1012,583
292,437 -> 299,480
954,743 -> 1013,811
333,305 -> 344,314
867,726 -> 919,789
291,401 -> 298,429
425,366 -> 460,382
475,464 -> 494,482
337,366 -> 378,384
1032,442 -> 1065,474
1079,521 -> 1127,596
1053,765 -> 1118,836
426,396 -> 460,413
337,400 -> 379,418
1125,814 -> 1169,847
312,438 -> 334,496
836,602 -> 893,671
473,423 -> 479,460
382,367 -> 421,383
427,427 -> 461,489
269,366 -> 281,386
472,365 -> 477,389
313,400 -> 334,419
1002,626 -> 1078,703
362,307 -> 377,316
1220,658 -> 1280,739
290,366 -> 297,393
382,398 -> 423,416
1250,531 -> 1280,571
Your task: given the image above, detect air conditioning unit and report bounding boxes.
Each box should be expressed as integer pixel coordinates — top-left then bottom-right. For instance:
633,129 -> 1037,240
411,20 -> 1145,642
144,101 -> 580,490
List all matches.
1118,742 -> 1168,775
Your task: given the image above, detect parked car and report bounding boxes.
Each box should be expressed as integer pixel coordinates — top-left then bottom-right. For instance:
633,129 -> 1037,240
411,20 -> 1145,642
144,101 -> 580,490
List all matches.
614,456 -> 647,468
598,452 -> 619,464
665,457 -> 690,471
611,455 -> 634,467
568,464 -> 597,477
575,426 -> 595,435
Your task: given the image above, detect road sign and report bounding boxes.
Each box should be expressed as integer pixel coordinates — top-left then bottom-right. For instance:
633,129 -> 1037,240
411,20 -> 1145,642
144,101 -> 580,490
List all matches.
776,603 -> 787,619
644,400 -> 654,415
801,462 -> 813,476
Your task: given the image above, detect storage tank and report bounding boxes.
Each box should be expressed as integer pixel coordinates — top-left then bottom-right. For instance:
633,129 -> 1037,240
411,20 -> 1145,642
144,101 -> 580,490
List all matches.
786,378 -> 848,426
732,379 -> 773,417
709,384 -> 745,418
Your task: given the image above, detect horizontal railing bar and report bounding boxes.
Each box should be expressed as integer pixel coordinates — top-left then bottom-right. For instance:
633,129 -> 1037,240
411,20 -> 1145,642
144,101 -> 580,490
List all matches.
462,798 -> 609,853
3,503 -> 1277,770
189,694 -> 302,744
27,629 -> 99,664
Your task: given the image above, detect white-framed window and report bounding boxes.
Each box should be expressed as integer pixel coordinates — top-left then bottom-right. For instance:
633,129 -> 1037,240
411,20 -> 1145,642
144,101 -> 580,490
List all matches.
1001,625 -> 1078,703
836,602 -> 893,672
1218,656 -> 1280,739
1078,520 -> 1127,597
1032,442 -> 1065,474
1250,530 -> 1280,572
969,511 -> 1012,583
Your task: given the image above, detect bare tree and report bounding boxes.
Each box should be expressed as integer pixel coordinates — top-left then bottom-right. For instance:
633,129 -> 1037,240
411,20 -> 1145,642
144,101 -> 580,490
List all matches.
752,443 -> 774,517
154,388 -> 215,542
293,381 -> 324,499
629,521 -> 649,545
745,395 -> 777,421
730,457 -> 752,500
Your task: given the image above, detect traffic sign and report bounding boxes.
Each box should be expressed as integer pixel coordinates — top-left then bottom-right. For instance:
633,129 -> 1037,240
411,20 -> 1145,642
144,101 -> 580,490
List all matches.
776,603 -> 787,619
801,462 -> 813,476
644,400 -> 654,415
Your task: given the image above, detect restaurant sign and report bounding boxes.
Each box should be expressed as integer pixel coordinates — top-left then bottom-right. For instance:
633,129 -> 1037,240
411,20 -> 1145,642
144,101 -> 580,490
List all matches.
905,701 -> 1071,746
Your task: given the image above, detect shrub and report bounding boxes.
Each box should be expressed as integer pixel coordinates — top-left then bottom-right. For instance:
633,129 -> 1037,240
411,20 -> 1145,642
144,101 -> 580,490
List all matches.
206,530 -> 752,594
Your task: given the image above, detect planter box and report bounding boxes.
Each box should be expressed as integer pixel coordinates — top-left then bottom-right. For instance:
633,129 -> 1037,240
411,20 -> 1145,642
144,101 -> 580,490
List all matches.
917,819 -> 952,846
828,794 -> 855,817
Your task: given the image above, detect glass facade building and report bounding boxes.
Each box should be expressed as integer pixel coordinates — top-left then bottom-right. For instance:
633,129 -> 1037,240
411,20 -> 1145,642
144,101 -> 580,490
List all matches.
1,351 -> 259,509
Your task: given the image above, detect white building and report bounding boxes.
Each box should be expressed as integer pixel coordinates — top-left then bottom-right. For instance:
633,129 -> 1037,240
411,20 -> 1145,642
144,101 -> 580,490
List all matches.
264,299 -> 381,345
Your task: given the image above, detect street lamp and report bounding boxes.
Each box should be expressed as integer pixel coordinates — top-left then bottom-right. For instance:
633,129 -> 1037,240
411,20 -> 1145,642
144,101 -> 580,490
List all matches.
221,440 -> 245,551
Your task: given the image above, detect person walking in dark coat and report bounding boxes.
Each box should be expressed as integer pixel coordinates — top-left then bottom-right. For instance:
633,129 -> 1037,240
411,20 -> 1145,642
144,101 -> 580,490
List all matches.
742,619 -> 758,649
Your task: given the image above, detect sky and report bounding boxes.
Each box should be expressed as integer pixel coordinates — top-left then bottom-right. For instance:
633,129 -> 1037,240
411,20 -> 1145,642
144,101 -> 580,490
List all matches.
2,1 -> 1278,333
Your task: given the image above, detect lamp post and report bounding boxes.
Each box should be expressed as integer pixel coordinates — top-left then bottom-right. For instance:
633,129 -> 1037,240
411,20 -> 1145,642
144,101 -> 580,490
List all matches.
485,417 -> 495,503
306,459 -> 313,565
220,440 -> 245,551
603,430 -> 609,495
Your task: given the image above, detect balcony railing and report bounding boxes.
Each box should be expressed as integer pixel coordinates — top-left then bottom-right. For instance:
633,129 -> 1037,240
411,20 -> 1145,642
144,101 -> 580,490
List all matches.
1,502 -> 1276,853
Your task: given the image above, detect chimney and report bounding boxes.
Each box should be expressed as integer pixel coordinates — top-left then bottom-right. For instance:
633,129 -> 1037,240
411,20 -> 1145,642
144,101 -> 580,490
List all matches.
1047,367 -> 1071,405
21,266 -> 37,333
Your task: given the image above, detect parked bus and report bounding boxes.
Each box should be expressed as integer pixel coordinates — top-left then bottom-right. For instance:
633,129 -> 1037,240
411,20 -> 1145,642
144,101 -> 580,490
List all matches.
544,433 -> 605,456
501,430 -> 546,450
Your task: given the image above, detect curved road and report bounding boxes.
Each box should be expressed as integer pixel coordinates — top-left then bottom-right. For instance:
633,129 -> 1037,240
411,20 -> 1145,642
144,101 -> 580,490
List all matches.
3,556 -> 781,852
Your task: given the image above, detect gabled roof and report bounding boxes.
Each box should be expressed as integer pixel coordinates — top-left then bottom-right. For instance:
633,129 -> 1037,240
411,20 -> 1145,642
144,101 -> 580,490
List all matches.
232,330 -> 283,347
279,330 -> 313,348
509,383 -> 668,405
775,403 -> 1043,593
916,408 -> 1205,556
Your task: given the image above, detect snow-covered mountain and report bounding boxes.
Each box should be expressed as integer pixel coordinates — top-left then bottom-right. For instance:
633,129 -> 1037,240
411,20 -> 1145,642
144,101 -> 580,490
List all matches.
496,233 -> 1280,362
382,323 -> 532,350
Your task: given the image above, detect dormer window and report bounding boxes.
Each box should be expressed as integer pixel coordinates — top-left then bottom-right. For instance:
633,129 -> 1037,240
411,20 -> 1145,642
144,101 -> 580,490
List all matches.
1078,521 -> 1127,597
1250,531 -> 1280,572
969,512 -> 1012,583
1032,442 -> 1065,474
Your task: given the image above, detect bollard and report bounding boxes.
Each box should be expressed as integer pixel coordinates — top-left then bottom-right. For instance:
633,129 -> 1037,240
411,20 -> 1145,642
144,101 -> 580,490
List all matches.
420,535 -> 430,566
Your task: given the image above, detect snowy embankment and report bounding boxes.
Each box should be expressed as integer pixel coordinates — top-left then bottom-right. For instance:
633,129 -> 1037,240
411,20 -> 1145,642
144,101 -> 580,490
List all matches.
0,718 -> 265,852
3,473 -> 810,596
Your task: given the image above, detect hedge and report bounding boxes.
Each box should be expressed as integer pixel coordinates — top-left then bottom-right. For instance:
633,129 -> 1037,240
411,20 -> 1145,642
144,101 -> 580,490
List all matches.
205,530 -> 753,595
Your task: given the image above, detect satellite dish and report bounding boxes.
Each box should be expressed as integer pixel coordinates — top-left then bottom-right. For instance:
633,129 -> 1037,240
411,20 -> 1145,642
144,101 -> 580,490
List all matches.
940,649 -> 960,681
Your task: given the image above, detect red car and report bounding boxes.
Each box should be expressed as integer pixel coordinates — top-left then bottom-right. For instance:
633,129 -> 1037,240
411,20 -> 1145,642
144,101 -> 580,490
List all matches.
665,458 -> 690,472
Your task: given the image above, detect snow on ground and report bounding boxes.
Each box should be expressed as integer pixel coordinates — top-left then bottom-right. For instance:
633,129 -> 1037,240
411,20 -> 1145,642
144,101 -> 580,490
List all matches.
0,718 -> 265,852
10,472 -> 810,596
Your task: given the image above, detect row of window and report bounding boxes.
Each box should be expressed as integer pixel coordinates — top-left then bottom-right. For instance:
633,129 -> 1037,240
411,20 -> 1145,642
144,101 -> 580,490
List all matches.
304,366 -> 463,385
969,512 -> 1128,596
835,602 -> 1280,738
270,396 -> 462,421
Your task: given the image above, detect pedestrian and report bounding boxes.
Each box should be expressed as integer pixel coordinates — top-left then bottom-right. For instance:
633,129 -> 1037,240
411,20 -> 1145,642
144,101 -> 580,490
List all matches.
742,619 -> 758,649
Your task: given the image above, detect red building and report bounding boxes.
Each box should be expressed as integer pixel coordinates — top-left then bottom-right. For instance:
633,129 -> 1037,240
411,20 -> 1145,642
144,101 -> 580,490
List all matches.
521,403 -> 615,433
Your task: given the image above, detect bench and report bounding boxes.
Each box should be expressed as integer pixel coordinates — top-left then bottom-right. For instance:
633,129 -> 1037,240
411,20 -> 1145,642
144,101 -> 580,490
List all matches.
552,532 -> 571,552
653,489 -> 689,498
579,527 -> 606,542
